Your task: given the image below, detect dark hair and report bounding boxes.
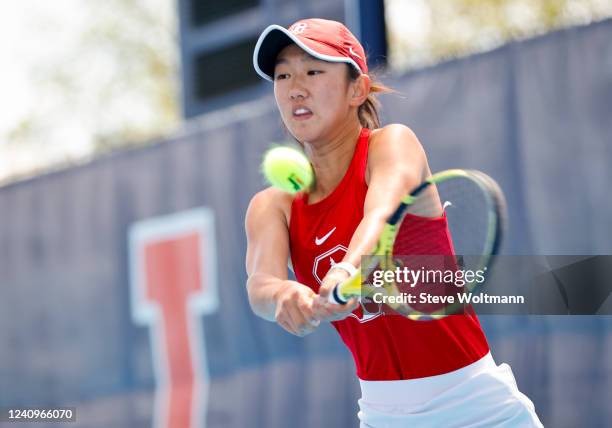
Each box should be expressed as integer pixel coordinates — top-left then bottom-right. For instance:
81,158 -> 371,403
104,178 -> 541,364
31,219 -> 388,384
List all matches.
347,66 -> 394,130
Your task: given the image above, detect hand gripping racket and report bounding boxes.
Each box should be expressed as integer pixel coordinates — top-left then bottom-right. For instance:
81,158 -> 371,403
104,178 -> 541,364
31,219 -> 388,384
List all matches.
328,169 -> 506,320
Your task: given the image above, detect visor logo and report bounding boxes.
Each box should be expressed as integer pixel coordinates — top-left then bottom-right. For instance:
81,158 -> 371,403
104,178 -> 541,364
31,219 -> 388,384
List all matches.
290,23 -> 308,34
349,46 -> 362,60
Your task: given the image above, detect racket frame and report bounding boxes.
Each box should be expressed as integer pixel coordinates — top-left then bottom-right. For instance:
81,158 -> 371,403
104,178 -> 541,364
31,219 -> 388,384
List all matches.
329,169 -> 506,320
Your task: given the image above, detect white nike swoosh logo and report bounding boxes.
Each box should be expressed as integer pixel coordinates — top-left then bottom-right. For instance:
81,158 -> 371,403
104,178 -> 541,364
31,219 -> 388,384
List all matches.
349,46 -> 362,60
315,227 -> 337,245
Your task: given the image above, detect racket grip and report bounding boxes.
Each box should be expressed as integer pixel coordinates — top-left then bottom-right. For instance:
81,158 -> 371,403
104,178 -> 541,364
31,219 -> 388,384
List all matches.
328,284 -> 348,305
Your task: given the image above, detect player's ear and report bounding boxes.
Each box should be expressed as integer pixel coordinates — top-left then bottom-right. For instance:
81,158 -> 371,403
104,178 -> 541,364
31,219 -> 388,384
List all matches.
349,73 -> 371,107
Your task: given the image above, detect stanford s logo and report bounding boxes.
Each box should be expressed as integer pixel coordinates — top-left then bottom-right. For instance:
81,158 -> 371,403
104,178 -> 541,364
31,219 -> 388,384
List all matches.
129,208 -> 219,428
313,245 -> 383,323
313,244 -> 348,285
348,297 -> 384,323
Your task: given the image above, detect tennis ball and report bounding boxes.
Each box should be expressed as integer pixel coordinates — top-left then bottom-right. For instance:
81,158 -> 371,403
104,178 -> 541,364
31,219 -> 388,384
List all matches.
261,146 -> 314,194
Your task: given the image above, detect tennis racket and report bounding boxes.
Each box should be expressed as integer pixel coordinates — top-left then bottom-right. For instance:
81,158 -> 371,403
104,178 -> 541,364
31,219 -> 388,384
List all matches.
328,169 -> 506,320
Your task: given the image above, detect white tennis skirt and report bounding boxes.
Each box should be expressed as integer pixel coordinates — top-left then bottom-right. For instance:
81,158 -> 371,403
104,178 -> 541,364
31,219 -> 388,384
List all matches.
358,353 -> 543,428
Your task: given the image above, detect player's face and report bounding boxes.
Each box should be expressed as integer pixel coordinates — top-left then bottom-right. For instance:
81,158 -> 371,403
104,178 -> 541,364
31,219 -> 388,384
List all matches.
273,44 -> 357,143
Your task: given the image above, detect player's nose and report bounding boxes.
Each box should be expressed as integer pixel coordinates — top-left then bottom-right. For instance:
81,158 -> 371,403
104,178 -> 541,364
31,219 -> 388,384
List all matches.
289,78 -> 307,100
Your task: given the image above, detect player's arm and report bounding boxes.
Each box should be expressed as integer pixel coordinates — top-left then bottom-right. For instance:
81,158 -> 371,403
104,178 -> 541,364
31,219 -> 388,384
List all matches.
346,124 -> 430,264
245,188 -> 320,336
316,124 -> 429,306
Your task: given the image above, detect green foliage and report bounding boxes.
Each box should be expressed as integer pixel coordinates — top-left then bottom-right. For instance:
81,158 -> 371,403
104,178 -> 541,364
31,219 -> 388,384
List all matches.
386,0 -> 612,71
2,0 -> 179,158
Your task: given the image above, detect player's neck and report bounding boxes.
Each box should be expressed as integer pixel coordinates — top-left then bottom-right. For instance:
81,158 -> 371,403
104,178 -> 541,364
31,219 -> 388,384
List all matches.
304,122 -> 362,202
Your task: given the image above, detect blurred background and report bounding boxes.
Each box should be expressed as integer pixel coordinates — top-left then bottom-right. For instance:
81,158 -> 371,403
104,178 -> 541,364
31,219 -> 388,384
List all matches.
1,0 -> 611,427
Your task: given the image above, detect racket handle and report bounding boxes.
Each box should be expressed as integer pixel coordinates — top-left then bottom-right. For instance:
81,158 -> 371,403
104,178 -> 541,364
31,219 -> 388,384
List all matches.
328,284 -> 348,305
327,269 -> 362,304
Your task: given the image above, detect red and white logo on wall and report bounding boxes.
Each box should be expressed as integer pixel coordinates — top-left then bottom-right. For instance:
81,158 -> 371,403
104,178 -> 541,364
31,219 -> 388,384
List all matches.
129,207 -> 218,428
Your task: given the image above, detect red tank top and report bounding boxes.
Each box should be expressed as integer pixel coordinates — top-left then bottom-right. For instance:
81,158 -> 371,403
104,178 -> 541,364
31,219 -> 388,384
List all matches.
289,128 -> 489,380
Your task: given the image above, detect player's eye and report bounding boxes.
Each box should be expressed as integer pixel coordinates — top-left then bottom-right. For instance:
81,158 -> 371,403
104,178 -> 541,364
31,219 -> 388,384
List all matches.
307,70 -> 323,76
274,73 -> 289,80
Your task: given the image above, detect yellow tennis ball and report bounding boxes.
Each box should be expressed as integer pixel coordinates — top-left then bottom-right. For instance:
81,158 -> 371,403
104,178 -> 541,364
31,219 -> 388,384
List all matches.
261,146 -> 314,194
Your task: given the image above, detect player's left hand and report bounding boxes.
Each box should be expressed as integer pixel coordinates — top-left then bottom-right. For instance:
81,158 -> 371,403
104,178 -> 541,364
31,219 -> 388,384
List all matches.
313,267 -> 359,321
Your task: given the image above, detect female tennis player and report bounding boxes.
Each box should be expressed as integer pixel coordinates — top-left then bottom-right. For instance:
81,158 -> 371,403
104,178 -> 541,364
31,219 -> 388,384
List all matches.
245,18 -> 542,427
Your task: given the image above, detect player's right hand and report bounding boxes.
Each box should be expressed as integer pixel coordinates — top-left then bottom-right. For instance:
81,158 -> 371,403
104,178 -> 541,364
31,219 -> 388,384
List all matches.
313,268 -> 359,321
274,281 -> 321,337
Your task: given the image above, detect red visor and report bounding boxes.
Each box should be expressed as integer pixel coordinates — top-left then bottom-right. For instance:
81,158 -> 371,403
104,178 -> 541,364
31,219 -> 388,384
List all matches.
253,18 -> 368,82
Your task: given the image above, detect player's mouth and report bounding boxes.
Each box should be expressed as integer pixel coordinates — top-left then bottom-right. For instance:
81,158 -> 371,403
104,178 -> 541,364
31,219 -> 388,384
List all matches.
292,107 -> 313,121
